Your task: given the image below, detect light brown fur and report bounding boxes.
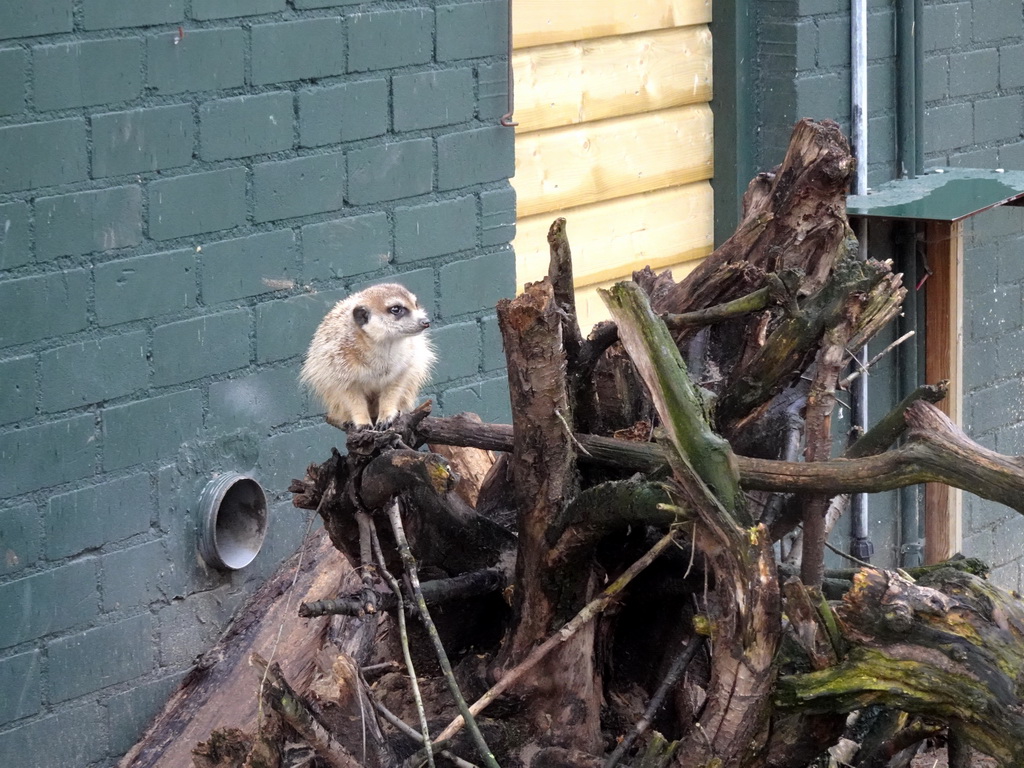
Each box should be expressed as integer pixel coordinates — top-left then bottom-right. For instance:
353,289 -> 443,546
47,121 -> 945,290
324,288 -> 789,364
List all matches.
301,283 -> 435,428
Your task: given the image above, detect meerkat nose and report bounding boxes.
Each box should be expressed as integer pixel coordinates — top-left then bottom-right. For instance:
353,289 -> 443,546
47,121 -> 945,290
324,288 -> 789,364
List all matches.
419,318 -> 431,329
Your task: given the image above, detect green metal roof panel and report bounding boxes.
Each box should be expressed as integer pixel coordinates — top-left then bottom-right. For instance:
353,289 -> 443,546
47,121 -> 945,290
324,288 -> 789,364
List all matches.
847,168 -> 1024,222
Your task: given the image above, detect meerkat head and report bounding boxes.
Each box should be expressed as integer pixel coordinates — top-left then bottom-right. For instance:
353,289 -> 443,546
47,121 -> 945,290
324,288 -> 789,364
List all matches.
351,283 -> 430,342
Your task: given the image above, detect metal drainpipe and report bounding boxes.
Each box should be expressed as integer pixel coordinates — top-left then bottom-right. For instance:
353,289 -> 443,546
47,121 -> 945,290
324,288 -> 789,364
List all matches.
896,0 -> 925,567
849,0 -> 875,561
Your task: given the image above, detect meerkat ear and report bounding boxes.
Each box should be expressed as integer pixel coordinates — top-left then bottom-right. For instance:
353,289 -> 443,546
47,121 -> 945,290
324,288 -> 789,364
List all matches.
353,305 -> 370,326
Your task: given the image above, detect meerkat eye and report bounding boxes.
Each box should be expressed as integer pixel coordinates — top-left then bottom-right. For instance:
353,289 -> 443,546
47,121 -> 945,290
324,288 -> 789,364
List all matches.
389,305 -> 407,317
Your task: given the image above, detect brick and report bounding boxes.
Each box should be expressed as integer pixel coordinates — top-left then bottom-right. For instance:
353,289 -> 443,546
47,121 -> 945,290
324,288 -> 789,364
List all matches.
0,201 -> 30,270
347,138 -> 433,204
970,283 -> 1022,341
157,587 -> 244,666
253,153 -> 346,223
0,48 -> 26,115
0,503 -> 39,576
148,28 -> 245,94
302,213 -> 391,281
0,414 -> 96,497
107,671 -> 182,754
208,366 -> 306,433
45,472 -> 152,559
255,289 -> 347,364
437,126 -> 513,191
149,167 -> 246,240
393,68 -> 474,131
974,0 -> 1024,43
442,376 -> 511,423
298,80 -> 387,147
0,650 -> 40,726
923,54 -> 949,102
293,0 -> 360,6
48,613 -> 154,701
925,102 -> 973,152
152,310 -> 250,386
193,0 -> 284,20
348,8 -> 433,72
815,16 -> 851,69
439,250 -> 513,318
102,540 -> 169,611
201,230 -> 297,304
0,119 -> 86,192
477,62 -> 509,120
102,390 -> 203,470
0,356 -> 34,426
795,72 -> 848,119
84,0 -> 184,30
395,196 -> 475,263
200,92 -> 293,161
35,186 -> 143,260
923,2 -> 970,52
975,96 -> 1023,144
0,269 -> 89,349
34,39 -> 141,111
0,1 -> 72,40
259,423 -> 339,493
0,560 -> 98,648
480,314 -> 504,372
251,18 -> 345,86
92,105 -> 193,178
437,1 -> 506,61
968,379 -> 1024,435
1001,44 -> 1024,90
0,704 -> 106,768
480,185 -> 516,246
40,331 -> 148,413
431,321 -> 479,382
949,48 -> 999,97
95,248 -> 196,327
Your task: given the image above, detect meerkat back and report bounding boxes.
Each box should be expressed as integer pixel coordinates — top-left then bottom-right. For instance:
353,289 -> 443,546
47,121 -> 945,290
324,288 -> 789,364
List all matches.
301,283 -> 435,428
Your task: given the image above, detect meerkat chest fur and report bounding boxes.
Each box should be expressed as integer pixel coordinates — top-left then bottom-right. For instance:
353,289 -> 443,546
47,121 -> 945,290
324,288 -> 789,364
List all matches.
301,283 -> 436,427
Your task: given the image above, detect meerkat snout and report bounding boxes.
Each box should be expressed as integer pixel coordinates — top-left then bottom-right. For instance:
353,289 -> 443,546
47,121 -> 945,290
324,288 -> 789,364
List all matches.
301,283 -> 436,429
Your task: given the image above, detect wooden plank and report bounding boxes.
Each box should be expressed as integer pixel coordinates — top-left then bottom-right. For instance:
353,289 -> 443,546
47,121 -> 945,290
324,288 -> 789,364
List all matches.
513,0 -> 712,49
514,183 -> 713,290
924,219 -> 964,563
512,26 -> 712,133
514,104 -> 713,218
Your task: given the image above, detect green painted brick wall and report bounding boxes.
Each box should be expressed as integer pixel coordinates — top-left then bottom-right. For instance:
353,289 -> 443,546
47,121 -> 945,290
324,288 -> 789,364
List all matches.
0,1 -> 515,764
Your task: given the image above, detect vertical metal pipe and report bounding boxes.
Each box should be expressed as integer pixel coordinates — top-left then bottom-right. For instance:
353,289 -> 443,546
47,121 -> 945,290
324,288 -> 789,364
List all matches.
896,0 -> 925,567
850,0 -> 874,561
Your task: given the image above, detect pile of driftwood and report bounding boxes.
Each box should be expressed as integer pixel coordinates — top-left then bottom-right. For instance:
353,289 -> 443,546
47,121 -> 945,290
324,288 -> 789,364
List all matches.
122,120 -> 1024,768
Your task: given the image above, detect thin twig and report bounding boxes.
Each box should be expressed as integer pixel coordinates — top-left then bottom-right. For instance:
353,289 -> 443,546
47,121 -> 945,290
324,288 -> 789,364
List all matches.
369,520 -> 436,768
368,693 -> 480,768
386,499 -> 501,768
554,408 -> 593,457
823,538 -> 880,571
839,330 -> 915,388
604,636 -> 706,768
435,529 -> 679,744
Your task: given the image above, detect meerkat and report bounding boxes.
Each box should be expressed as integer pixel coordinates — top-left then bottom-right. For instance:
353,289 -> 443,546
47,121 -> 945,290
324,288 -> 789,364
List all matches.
301,283 -> 435,429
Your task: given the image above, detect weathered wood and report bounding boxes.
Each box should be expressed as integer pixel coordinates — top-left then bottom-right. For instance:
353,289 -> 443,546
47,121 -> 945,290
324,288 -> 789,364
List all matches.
777,567 -> 1024,767
119,529 -> 367,768
494,278 -> 602,753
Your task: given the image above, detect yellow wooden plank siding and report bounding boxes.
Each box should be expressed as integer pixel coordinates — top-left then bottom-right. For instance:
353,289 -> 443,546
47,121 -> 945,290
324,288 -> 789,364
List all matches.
511,0 -> 714,328
515,105 -> 713,218
512,26 -> 712,133
513,0 -> 712,48
515,183 -> 713,290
